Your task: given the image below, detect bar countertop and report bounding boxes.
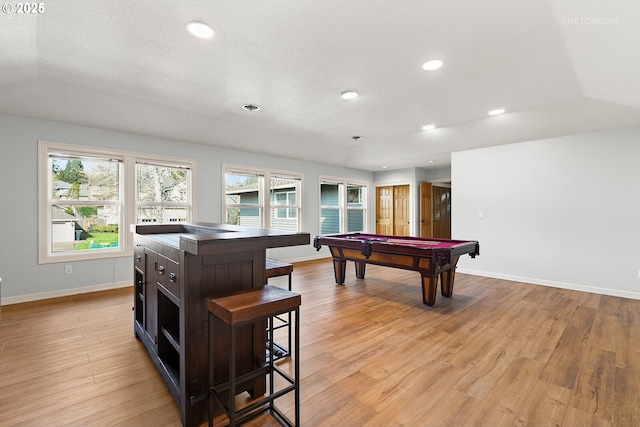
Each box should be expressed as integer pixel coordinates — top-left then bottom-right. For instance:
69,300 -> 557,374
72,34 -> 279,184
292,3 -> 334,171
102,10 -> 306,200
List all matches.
134,222 -> 310,255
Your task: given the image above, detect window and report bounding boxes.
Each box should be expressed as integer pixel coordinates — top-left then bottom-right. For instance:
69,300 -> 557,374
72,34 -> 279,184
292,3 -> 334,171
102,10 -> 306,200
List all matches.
346,183 -> 366,232
225,170 -> 262,228
136,161 -> 191,224
269,175 -> 300,231
320,177 -> 367,234
224,164 -> 302,231
39,141 -> 194,263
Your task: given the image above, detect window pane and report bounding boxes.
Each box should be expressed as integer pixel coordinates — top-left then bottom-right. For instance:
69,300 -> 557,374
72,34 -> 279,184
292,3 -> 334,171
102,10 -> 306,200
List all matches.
51,158 -> 120,201
238,207 -> 261,227
347,209 -> 365,232
347,184 -> 365,232
347,185 -> 364,207
226,173 -> 260,193
225,172 -> 262,226
225,207 -> 262,226
51,204 -> 119,252
226,207 -> 241,225
320,183 -> 339,206
321,208 -> 340,234
270,176 -> 299,231
270,207 -> 299,231
137,164 -> 188,203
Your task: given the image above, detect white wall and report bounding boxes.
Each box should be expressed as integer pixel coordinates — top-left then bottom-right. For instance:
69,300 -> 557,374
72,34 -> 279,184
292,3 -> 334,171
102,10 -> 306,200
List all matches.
452,126 -> 640,300
5,112 -> 638,303
0,113 -> 372,303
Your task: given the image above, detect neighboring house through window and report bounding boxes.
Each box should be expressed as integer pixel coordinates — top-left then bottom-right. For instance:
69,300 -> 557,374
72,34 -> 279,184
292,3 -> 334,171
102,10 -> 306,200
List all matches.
223,164 -> 303,232
320,176 -> 367,234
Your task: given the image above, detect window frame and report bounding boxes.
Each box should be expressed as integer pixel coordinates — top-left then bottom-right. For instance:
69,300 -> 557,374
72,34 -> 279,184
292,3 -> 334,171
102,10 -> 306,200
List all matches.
222,163 -> 303,231
38,140 -> 195,264
135,159 -> 193,225
319,175 -> 368,234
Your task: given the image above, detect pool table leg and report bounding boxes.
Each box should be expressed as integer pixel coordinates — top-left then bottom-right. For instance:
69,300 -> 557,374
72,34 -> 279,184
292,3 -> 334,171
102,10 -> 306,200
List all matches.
440,256 -> 459,297
440,267 -> 457,297
332,258 -> 347,284
421,274 -> 438,306
354,261 -> 366,279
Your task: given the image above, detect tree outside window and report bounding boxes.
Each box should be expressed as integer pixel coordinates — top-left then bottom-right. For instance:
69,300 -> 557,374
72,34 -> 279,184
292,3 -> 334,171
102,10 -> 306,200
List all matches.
136,163 -> 190,224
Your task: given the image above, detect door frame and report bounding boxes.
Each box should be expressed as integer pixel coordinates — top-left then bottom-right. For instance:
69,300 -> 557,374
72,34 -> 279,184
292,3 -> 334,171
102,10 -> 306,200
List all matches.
373,180 -> 414,236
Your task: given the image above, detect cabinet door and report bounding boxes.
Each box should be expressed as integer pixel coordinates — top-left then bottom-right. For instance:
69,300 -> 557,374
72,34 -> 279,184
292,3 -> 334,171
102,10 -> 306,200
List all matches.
144,247 -> 158,347
133,245 -> 146,328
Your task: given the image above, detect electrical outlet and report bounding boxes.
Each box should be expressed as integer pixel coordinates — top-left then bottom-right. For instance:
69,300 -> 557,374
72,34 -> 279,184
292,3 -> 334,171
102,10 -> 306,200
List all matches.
65,264 -> 72,274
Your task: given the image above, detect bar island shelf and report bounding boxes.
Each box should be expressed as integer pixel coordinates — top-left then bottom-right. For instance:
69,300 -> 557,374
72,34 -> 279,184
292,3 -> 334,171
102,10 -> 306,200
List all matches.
133,222 -> 310,427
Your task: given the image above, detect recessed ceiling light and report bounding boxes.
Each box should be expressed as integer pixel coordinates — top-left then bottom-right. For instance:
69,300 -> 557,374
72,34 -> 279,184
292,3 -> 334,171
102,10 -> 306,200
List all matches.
242,104 -> 260,112
186,21 -> 214,39
382,166 -> 388,169
422,59 -> 444,71
422,124 -> 436,131
427,160 -> 436,164
488,108 -> 505,116
340,90 -> 359,100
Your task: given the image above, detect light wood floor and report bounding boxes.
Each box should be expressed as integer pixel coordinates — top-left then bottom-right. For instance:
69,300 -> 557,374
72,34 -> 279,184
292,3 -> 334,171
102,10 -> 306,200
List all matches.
1,259 -> 640,426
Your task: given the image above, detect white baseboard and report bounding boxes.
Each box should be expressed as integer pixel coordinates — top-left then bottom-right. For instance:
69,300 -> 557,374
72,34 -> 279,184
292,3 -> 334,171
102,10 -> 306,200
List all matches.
1,281 -> 132,306
458,268 -> 640,301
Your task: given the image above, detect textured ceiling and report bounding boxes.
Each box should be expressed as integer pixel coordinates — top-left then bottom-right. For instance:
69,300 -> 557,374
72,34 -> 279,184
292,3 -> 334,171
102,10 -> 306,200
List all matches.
1,0 -> 639,171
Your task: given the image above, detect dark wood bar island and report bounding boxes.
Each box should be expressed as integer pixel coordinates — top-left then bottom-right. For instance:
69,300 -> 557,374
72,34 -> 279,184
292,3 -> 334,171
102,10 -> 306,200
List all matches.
133,223 -> 310,427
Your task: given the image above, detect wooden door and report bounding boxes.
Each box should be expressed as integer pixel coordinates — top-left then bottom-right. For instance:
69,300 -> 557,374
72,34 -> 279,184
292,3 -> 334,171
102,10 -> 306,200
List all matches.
376,184 -> 411,236
376,186 -> 393,234
393,185 -> 410,236
419,181 -> 433,237
432,186 -> 451,238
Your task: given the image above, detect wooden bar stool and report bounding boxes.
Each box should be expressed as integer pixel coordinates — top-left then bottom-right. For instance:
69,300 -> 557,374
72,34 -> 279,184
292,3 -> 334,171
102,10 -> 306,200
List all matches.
207,285 -> 301,426
265,258 -> 294,289
265,258 -> 294,360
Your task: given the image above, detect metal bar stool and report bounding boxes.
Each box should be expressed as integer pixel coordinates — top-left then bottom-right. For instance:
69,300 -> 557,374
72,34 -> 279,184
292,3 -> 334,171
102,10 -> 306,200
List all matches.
265,258 -> 294,360
207,285 -> 301,426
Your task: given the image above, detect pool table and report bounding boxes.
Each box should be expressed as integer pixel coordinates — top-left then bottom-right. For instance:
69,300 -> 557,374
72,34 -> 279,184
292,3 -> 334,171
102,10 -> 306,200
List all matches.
313,233 -> 479,306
